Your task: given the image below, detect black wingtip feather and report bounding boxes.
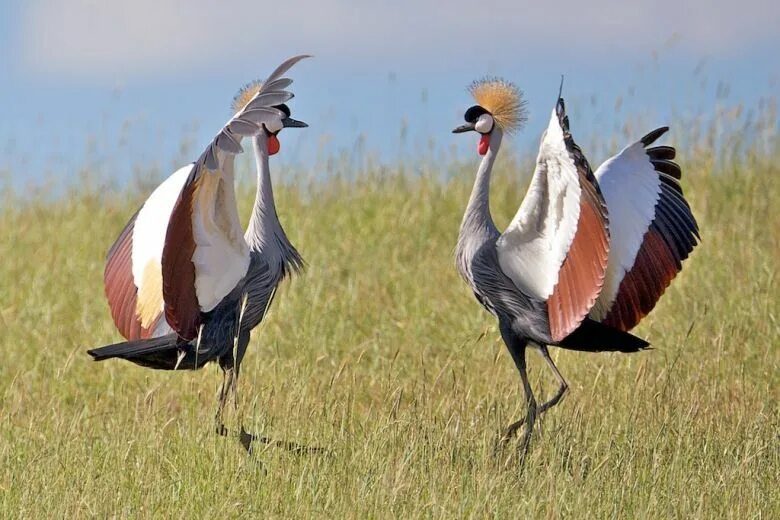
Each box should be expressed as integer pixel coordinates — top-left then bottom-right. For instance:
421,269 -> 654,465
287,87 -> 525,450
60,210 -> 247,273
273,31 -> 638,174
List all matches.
641,127 -> 669,146
659,174 -> 683,195
555,96 -> 571,132
651,159 -> 682,179
647,145 -> 676,161
558,75 -> 564,101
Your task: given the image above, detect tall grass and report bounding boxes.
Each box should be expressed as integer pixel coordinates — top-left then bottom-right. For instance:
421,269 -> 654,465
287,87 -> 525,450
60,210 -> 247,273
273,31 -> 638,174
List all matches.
0,95 -> 778,517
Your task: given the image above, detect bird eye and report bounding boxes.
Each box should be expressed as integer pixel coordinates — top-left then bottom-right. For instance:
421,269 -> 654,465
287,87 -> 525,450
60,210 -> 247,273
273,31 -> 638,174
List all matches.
475,114 -> 494,134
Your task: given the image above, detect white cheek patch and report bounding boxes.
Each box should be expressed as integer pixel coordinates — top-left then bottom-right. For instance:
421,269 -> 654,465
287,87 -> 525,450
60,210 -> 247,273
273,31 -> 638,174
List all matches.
264,119 -> 283,134
475,114 -> 494,134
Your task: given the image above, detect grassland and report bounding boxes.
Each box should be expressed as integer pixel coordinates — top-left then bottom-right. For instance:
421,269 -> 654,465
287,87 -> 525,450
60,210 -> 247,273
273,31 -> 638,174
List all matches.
0,115 -> 778,517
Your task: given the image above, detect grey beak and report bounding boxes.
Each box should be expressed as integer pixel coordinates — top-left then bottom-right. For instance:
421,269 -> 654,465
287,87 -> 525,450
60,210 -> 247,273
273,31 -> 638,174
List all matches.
452,122 -> 475,134
282,117 -> 308,128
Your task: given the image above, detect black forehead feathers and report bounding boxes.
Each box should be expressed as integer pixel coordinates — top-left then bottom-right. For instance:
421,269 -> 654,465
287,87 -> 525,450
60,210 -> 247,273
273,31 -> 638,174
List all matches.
274,103 -> 291,117
464,105 -> 490,122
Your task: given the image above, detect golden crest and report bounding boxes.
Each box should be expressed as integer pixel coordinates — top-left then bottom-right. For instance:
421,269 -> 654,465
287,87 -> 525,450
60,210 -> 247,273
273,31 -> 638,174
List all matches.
232,80 -> 263,113
469,77 -> 527,134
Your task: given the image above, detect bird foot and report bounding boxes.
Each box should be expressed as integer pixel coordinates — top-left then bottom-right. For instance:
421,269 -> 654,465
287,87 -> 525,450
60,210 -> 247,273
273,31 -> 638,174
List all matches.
215,423 -> 255,453
491,417 -> 536,471
239,427 -> 255,454
492,419 -> 525,454
239,427 -> 331,456
216,424 -> 329,456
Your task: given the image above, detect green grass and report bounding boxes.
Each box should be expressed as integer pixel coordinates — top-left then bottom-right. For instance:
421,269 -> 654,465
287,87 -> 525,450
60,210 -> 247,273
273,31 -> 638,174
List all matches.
1,129 -> 778,517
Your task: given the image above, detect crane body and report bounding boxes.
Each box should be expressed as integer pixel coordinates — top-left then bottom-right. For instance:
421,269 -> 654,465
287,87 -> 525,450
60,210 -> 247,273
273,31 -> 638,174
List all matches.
452,78 -> 699,454
89,56 -> 311,451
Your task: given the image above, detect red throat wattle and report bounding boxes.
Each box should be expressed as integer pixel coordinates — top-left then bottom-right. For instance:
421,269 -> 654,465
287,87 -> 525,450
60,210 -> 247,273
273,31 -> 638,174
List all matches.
267,135 -> 281,155
478,134 -> 490,156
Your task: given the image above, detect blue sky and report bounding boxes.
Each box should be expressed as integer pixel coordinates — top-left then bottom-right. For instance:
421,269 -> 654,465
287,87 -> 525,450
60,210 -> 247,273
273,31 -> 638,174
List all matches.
1,0 -> 778,190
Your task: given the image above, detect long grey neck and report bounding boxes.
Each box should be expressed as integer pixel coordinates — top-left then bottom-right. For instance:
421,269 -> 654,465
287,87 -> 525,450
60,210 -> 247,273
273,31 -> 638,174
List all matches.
245,133 -> 304,278
459,129 -> 503,240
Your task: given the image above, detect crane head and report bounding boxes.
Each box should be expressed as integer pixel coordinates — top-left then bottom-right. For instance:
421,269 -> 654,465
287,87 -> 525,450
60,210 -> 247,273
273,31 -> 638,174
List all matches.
232,78 -> 308,156
452,77 -> 527,155
262,103 -> 308,155
452,105 -> 495,155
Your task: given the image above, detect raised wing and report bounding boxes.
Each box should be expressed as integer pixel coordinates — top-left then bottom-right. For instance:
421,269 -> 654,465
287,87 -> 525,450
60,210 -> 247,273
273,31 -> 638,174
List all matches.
162,55 -> 309,340
589,127 -> 699,331
104,165 -> 191,340
104,208 -> 147,340
496,98 -> 609,342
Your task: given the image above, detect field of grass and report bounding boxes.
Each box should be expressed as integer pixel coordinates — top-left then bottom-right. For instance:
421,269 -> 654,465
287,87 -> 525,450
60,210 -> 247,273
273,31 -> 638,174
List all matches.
1,114 -> 778,517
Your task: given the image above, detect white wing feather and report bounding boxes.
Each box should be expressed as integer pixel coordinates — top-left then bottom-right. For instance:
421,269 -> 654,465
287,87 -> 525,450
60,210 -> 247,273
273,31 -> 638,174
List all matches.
189,158 -> 250,312
589,142 -> 660,320
130,164 -> 193,318
496,108 -> 582,300
162,55 -> 309,334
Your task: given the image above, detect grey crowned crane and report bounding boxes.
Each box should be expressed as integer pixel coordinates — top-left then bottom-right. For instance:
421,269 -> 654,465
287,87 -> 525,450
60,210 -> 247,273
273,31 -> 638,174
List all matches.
88,55 -> 311,452
452,78 -> 699,454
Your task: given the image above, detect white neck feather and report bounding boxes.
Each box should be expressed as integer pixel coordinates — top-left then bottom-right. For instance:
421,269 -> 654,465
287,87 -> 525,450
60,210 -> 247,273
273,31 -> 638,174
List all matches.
460,129 -> 503,237
245,133 -> 303,277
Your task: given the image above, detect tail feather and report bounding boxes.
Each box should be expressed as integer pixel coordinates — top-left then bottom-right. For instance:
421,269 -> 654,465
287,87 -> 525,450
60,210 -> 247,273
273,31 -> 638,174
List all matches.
88,334 -> 178,360
87,334 -> 186,369
558,318 -> 650,353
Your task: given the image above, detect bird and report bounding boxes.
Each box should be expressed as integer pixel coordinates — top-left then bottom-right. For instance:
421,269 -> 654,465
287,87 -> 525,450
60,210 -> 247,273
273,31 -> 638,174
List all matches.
88,55 -> 311,452
452,77 -> 699,455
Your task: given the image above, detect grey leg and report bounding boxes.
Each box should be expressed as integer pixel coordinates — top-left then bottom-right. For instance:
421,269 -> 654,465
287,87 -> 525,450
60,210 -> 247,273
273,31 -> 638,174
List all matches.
499,345 -> 568,443
222,331 -> 328,455
232,331 -> 253,453
497,325 -> 537,458
215,365 -> 235,436
537,345 -> 569,415
514,345 -> 537,457
215,368 -> 227,434
232,330 -> 250,411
